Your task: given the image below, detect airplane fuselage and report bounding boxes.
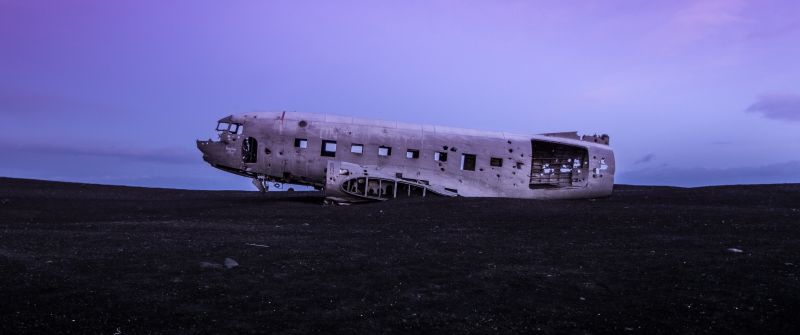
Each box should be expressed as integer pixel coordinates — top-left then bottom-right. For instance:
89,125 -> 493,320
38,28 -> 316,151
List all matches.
197,112 -> 615,201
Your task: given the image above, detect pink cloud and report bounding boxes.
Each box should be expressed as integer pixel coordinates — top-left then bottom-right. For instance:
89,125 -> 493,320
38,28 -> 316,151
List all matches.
658,0 -> 747,47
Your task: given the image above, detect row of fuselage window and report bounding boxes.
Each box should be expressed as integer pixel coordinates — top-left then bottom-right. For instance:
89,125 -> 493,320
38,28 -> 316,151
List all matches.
293,138 -> 505,171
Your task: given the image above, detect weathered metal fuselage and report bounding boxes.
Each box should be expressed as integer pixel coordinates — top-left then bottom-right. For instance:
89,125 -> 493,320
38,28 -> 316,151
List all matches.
197,112 -> 614,201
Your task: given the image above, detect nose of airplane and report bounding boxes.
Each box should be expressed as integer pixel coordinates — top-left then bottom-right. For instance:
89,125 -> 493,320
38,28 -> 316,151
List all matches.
196,139 -> 214,162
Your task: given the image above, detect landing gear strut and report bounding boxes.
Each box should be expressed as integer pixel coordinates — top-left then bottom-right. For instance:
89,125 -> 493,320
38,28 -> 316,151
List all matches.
252,176 -> 267,193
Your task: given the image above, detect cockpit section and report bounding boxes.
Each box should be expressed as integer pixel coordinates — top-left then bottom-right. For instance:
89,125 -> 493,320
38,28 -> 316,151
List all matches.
210,117 -> 258,164
197,116 -> 250,174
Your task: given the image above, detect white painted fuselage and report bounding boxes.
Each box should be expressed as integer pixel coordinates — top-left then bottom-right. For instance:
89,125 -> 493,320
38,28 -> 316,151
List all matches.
197,112 -> 614,201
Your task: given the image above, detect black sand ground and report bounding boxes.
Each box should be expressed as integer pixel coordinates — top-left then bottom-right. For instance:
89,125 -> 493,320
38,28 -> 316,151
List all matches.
1,177 -> 799,334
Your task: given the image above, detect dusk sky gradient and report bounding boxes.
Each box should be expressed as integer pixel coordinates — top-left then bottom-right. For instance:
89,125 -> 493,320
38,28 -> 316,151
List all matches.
1,0 -> 799,189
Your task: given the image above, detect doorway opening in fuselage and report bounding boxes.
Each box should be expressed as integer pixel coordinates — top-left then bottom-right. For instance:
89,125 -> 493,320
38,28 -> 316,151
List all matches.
242,137 -> 258,163
529,140 -> 588,189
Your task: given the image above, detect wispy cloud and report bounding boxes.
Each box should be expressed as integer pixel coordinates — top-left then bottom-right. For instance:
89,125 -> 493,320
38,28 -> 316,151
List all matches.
0,88 -> 111,117
579,83 -> 625,103
0,140 -> 198,165
63,175 -> 253,191
710,140 -> 735,145
634,153 -> 656,165
619,161 -> 800,186
658,0 -> 747,47
745,93 -> 800,122
746,22 -> 800,40
675,0 -> 745,26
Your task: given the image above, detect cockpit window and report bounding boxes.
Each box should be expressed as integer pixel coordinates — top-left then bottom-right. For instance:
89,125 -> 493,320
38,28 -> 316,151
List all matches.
229,123 -> 241,134
217,122 -> 243,134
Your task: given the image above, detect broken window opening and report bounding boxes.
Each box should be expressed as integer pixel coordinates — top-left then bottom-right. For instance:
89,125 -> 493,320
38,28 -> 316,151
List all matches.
294,138 -> 308,148
242,137 -> 258,163
434,151 -> 448,162
351,144 -> 364,154
321,140 -> 337,157
461,154 -> 476,171
406,149 -> 420,159
490,157 -> 503,167
378,146 -> 392,156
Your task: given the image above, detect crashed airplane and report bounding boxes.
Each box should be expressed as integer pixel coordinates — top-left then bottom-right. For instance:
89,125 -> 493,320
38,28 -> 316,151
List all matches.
197,112 -> 614,202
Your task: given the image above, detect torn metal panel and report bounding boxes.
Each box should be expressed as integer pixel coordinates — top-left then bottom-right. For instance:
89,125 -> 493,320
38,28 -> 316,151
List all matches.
197,112 -> 615,202
324,161 -> 456,202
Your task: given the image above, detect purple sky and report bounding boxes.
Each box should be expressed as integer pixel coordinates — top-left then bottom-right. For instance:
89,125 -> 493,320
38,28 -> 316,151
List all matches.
1,0 -> 799,189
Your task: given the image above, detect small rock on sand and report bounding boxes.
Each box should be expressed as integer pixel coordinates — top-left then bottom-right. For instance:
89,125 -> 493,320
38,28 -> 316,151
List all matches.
224,258 -> 239,269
